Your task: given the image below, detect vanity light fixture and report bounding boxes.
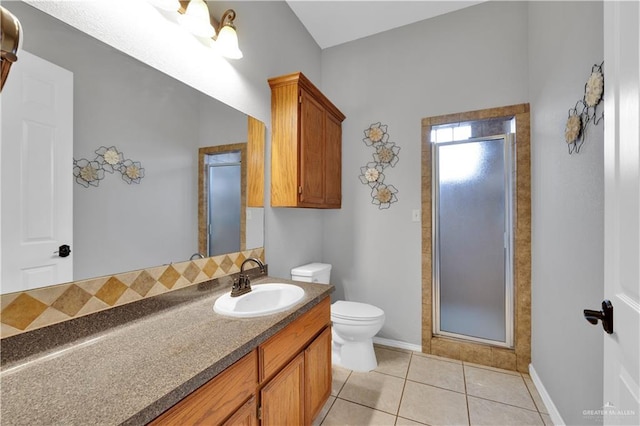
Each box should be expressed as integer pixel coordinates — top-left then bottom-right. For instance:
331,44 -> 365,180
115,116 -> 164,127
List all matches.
178,0 -> 216,38
211,9 -> 243,59
0,6 -> 22,91
172,1 -> 243,59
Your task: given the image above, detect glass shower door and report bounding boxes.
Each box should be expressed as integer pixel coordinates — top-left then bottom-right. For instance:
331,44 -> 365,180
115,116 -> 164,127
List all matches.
433,135 -> 514,347
206,151 -> 241,256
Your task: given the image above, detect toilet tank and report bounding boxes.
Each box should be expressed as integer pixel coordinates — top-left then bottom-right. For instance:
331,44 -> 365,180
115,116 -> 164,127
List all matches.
291,263 -> 332,284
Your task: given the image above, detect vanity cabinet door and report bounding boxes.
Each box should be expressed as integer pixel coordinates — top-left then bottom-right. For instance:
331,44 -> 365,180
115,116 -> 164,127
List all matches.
304,327 -> 332,424
150,350 -> 257,426
222,396 -> 257,426
259,297 -> 330,383
260,352 -> 305,426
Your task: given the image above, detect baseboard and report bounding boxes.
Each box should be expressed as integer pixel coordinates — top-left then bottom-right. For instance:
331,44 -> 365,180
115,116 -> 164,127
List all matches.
529,364 -> 565,426
373,336 -> 422,352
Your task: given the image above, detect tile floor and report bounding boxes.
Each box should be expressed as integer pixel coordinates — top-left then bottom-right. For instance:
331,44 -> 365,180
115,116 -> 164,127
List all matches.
313,345 -> 552,426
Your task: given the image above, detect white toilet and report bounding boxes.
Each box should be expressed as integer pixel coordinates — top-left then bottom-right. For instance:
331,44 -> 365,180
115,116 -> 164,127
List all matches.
291,263 -> 385,372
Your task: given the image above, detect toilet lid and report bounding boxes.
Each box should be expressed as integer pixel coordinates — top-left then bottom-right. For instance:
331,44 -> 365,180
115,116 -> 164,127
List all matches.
331,300 -> 384,320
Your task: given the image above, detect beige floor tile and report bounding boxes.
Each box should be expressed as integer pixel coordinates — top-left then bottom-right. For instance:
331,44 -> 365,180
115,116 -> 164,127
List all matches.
398,381 -> 469,426
408,355 -> 465,393
338,370 -> 405,415
395,416 -> 427,425
523,375 -> 548,414
332,365 -> 351,396
468,396 -> 543,425
321,398 -> 396,426
374,346 -> 412,378
463,361 -> 520,376
465,366 -> 536,410
313,396 -> 336,426
412,352 -> 463,364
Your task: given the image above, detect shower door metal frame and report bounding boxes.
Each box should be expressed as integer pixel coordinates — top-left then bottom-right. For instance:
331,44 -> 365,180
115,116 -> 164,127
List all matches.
432,134 -> 515,348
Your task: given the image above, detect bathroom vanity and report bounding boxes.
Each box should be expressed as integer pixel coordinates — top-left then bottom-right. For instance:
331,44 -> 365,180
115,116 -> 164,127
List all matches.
0,276 -> 333,425
151,297 -> 331,425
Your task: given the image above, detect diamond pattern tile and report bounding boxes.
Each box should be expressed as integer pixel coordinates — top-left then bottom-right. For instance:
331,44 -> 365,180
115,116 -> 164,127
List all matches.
183,262 -> 201,283
158,265 -> 180,289
51,285 -> 93,317
130,271 -> 156,297
1,293 -> 48,330
219,255 -> 234,273
0,248 -> 264,337
202,258 -> 219,277
234,252 -> 247,269
95,277 -> 128,306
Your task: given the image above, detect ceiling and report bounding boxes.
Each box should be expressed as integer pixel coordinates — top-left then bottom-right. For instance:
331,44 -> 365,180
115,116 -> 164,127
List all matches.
285,1 -> 485,49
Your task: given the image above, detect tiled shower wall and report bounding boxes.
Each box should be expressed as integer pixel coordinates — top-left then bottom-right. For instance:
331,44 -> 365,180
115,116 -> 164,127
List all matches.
0,248 -> 264,338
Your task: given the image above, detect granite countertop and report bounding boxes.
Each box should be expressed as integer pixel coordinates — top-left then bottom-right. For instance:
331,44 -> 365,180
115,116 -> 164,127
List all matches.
0,276 -> 333,425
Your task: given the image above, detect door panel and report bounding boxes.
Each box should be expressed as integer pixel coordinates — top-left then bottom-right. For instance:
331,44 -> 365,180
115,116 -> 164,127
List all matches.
1,51 -> 73,293
324,114 -> 342,207
603,2 -> 640,424
299,89 -> 325,206
261,352 -> 305,426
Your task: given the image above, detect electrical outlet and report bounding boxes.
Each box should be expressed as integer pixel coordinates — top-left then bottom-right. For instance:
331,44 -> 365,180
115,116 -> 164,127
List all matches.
412,209 -> 421,222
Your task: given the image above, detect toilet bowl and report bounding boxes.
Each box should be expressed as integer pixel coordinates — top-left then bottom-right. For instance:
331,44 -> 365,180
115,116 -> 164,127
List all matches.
291,263 -> 386,372
330,300 -> 385,372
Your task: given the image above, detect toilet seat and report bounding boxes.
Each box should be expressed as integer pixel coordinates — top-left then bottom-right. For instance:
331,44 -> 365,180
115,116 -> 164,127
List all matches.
331,301 -> 384,321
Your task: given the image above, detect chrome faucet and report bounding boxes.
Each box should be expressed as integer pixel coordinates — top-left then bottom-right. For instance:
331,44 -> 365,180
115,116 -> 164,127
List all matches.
189,252 -> 205,260
231,258 -> 266,297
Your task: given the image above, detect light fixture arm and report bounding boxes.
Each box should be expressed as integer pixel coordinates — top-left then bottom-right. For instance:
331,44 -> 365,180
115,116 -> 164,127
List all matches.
214,9 -> 237,38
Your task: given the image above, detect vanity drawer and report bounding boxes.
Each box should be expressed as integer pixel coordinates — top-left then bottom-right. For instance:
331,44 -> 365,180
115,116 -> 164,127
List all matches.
259,297 -> 330,383
151,349 -> 258,425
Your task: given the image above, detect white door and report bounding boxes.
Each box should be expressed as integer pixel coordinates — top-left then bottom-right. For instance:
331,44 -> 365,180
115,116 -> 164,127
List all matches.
603,2 -> 640,425
1,51 -> 73,293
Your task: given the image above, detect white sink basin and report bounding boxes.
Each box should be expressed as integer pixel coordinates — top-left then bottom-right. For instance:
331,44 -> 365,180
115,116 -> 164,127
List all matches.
213,283 -> 305,318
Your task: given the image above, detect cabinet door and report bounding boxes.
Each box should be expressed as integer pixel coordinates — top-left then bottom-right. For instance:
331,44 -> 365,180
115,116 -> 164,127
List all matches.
324,113 -> 342,208
261,352 -> 305,426
223,396 -> 257,426
299,89 -> 325,206
150,350 -> 257,426
305,327 -> 332,425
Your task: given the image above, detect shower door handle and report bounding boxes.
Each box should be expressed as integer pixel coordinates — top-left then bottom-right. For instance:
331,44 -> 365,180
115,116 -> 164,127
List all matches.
583,300 -> 613,334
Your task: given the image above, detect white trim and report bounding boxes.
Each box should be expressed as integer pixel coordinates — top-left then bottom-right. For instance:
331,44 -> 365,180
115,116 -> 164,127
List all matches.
529,364 -> 565,426
373,337 -> 422,352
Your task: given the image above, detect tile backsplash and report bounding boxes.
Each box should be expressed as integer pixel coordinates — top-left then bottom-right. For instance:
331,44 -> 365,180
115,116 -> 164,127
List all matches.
0,248 -> 264,338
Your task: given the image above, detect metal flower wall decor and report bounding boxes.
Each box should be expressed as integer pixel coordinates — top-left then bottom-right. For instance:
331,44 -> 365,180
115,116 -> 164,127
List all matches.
564,61 -> 604,154
73,146 -> 145,187
359,122 -> 400,209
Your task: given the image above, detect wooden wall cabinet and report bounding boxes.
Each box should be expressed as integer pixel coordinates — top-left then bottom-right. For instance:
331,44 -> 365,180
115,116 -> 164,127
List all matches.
151,297 -> 331,426
269,72 -> 346,209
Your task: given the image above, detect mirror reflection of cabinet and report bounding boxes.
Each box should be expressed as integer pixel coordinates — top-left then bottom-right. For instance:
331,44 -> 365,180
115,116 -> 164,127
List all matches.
269,72 -> 345,209
247,117 -> 265,207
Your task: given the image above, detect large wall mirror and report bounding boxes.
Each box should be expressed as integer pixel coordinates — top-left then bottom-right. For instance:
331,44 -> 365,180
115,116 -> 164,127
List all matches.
0,2 -> 264,294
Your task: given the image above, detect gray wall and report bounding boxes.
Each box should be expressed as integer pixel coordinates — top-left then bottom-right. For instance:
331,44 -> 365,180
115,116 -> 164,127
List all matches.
528,2 -> 604,424
319,1 -> 530,345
